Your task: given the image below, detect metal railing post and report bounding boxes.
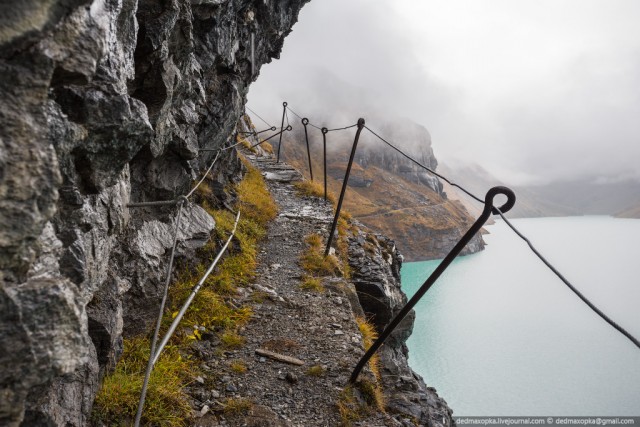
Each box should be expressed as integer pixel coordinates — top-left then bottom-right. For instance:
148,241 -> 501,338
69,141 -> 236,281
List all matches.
324,118 -> 365,257
302,118 -> 313,181
348,186 -> 516,384
276,102 -> 287,162
322,127 -> 328,201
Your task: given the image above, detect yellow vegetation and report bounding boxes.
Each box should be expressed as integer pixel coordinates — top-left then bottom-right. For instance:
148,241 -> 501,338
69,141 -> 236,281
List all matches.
294,179 -> 336,204
306,365 -> 325,377
336,380 -> 386,427
300,234 -> 342,276
92,338 -> 193,426
230,360 -> 248,374
223,397 -> 253,416
93,156 -> 277,425
300,275 -> 324,293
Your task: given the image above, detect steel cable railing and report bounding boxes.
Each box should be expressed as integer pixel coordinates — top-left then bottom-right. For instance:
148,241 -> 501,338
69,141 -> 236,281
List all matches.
275,101 -> 640,384
131,129 -> 264,425
150,210 -> 241,366
130,99 -> 639,424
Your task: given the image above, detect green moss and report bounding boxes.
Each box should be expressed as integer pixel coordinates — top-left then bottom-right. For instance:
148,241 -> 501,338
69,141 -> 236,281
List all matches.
306,365 -> 325,377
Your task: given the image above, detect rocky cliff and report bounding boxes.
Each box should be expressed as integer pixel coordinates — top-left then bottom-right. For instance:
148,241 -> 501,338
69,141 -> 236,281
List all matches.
0,1 -> 308,425
348,229 -> 454,425
280,120 -> 485,261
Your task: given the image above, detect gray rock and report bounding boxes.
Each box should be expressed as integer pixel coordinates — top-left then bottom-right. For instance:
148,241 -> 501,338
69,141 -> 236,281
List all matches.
348,229 -> 455,426
0,0 -> 311,424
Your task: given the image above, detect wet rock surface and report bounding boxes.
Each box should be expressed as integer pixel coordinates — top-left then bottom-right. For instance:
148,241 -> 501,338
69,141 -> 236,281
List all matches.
0,0 -> 308,425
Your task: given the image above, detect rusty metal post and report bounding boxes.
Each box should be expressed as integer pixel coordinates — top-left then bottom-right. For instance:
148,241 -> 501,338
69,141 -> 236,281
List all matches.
276,101 -> 287,162
348,186 -> 516,384
324,118 -> 365,257
302,118 -> 313,181
322,127 -> 328,201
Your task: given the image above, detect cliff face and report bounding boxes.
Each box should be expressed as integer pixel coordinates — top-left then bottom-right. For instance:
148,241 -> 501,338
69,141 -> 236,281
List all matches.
348,228 -> 454,425
0,1 -> 307,425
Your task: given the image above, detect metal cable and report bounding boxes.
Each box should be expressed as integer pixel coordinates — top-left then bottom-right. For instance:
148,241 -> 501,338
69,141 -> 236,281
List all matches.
250,126 -> 291,149
364,125 -> 484,204
186,151 -> 222,199
134,201 -> 186,426
361,122 -> 639,351
326,123 -> 358,132
246,105 -> 273,128
286,105 -> 323,130
151,210 -> 242,366
495,208 -> 640,350
127,199 -> 183,208
134,142 -> 227,423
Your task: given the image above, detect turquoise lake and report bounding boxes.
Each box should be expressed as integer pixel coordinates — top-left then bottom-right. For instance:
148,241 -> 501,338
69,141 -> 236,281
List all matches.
401,216 -> 640,416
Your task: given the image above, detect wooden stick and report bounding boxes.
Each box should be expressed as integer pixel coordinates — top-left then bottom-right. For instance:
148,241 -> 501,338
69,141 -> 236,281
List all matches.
255,348 -> 304,366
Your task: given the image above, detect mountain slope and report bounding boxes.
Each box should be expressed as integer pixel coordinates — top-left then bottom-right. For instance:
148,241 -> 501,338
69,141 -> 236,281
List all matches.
279,123 -> 484,261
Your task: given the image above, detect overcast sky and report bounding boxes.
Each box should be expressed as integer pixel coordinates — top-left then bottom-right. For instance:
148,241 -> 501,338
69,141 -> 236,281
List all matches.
249,0 -> 640,186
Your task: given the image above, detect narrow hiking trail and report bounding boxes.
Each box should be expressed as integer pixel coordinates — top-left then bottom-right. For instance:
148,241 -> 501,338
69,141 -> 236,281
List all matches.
191,151 -> 392,426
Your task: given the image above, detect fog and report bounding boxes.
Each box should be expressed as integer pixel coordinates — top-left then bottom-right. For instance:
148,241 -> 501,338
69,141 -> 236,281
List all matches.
248,0 -> 640,186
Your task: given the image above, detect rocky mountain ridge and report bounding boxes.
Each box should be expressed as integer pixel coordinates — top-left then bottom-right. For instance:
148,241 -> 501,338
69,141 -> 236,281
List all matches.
440,163 -> 640,219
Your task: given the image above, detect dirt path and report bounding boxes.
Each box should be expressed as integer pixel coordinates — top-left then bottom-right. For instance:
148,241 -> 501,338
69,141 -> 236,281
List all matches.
193,152 -> 391,426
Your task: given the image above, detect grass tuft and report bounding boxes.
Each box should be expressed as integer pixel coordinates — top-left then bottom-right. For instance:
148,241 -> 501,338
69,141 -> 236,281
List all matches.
294,180 -> 336,204
92,338 -> 194,426
230,360 -> 248,374
300,275 -> 324,293
223,397 -> 253,416
300,234 -> 342,276
221,331 -> 245,349
336,380 -> 385,427
306,365 -> 325,377
93,156 -> 277,425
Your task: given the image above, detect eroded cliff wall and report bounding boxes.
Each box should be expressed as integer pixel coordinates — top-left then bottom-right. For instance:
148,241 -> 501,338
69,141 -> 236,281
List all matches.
0,1 -> 308,424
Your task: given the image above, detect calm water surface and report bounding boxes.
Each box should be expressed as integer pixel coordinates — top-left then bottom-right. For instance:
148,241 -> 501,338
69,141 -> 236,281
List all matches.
401,216 -> 640,416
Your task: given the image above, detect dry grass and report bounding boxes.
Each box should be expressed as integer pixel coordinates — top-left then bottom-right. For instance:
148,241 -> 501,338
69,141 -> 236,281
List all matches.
94,157 -> 277,425
230,360 -> 248,374
300,275 -> 324,293
221,330 -> 245,349
223,397 -> 253,416
336,380 -> 386,427
237,133 -> 254,152
294,179 -> 336,204
306,365 -> 325,377
260,141 -> 274,154
300,234 -> 342,277
356,316 -> 382,381
92,338 -> 194,426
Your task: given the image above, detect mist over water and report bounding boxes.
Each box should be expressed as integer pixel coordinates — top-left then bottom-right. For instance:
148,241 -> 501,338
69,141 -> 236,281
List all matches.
401,216 -> 640,415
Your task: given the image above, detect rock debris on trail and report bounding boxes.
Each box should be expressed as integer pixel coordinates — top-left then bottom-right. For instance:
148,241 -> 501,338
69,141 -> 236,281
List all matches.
188,148 -> 455,427
189,152 -> 386,426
